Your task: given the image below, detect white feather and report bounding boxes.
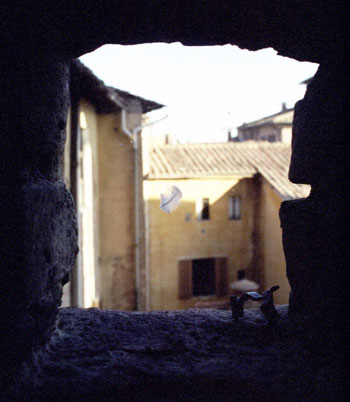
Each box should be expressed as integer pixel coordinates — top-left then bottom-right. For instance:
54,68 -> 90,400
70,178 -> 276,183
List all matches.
160,185 -> 182,213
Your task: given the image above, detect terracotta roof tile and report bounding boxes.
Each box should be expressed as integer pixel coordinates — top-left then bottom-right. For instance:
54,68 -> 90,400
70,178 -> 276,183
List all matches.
147,142 -> 310,200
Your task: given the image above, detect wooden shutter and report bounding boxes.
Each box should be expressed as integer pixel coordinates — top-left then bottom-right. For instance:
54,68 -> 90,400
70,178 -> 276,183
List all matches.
178,260 -> 192,299
215,257 -> 228,297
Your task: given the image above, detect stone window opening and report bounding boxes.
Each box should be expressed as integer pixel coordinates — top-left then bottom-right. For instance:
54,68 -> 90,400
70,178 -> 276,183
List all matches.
0,2 -> 347,399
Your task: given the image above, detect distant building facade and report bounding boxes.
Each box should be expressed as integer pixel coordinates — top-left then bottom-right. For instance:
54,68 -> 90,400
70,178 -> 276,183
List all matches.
233,104 -> 293,144
62,60 -> 163,310
63,65 -> 312,312
143,142 -> 310,309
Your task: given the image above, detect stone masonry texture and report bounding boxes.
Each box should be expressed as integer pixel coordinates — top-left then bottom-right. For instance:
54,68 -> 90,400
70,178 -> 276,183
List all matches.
0,0 -> 348,398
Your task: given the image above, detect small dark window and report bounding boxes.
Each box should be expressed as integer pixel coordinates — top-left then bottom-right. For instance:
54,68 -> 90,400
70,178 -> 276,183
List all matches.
268,134 -> 276,142
229,196 -> 241,220
197,198 -> 210,220
192,258 -> 216,296
237,270 -> 246,280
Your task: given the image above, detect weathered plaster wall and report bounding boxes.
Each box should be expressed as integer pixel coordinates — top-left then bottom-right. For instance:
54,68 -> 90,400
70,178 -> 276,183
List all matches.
257,125 -> 280,141
62,102 -> 146,311
260,179 -> 290,304
98,114 -> 137,310
77,100 -> 100,307
280,126 -> 292,144
144,177 -> 259,310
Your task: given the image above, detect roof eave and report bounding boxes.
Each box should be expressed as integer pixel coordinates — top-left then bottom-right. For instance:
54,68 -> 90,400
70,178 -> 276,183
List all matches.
145,172 -> 256,180
71,59 -> 164,114
237,108 -> 294,129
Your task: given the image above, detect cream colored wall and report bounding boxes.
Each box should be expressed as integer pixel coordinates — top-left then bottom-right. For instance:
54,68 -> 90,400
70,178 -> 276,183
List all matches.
61,109 -> 72,308
259,179 -> 290,305
257,125 -> 279,140
78,100 -> 100,308
97,113 -> 137,310
238,124 -> 292,143
62,101 -> 145,310
144,177 -> 256,310
63,108 -> 71,189
280,126 -> 292,144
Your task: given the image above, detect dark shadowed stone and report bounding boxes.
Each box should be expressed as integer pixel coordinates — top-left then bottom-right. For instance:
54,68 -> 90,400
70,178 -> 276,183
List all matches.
289,63 -> 349,187
0,58 -> 77,385
8,308 -> 345,401
0,179 -> 77,386
0,0 -> 349,397
282,57 -> 349,341
2,1 -> 349,63
280,197 -> 348,336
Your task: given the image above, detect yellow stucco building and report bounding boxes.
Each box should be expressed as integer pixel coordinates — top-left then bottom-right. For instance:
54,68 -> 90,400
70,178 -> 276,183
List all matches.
143,142 -> 310,309
62,60 -> 163,310
62,61 -> 310,312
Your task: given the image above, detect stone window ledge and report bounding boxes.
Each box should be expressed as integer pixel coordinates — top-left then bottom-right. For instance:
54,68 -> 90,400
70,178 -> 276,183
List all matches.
10,307 -> 344,401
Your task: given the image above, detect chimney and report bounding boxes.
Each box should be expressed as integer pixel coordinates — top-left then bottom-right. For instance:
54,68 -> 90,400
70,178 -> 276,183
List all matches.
282,102 -> 287,112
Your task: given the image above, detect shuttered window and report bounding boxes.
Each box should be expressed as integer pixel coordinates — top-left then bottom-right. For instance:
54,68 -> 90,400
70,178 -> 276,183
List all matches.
229,196 -> 241,220
178,260 -> 192,300
178,257 -> 228,299
215,257 -> 228,297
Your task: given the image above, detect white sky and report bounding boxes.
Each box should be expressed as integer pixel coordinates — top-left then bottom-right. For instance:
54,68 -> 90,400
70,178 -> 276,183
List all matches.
80,43 -> 318,143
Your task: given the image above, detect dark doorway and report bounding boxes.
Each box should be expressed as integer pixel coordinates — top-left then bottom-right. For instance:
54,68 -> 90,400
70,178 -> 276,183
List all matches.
192,258 -> 216,296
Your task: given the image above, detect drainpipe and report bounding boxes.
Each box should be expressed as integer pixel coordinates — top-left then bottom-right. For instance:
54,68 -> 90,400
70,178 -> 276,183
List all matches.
127,115 -> 167,311
109,91 -> 167,310
109,97 -> 141,309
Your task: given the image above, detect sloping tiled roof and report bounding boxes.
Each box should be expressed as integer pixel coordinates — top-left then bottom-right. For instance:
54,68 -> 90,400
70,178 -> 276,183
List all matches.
238,109 -> 294,129
70,60 -> 164,114
147,142 -> 310,200
107,87 -> 164,114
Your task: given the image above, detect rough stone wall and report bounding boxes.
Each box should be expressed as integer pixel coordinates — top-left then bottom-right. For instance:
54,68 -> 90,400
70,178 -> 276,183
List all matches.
280,62 -> 349,338
0,57 -> 78,385
3,1 -> 348,62
9,308 -> 347,401
0,0 -> 348,391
